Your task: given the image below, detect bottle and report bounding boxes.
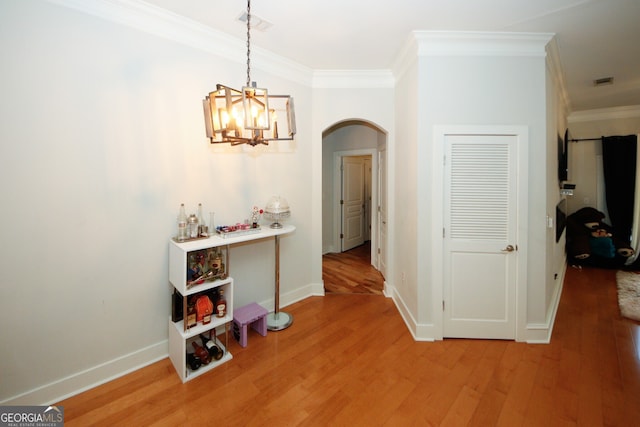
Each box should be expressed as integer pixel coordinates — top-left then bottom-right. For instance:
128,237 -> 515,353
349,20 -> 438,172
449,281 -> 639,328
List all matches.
177,203 -> 187,241
195,295 -> 213,325
186,299 -> 197,329
192,341 -> 211,365
171,290 -> 183,323
218,248 -> 226,277
200,333 -> 223,360
186,352 -> 201,371
197,203 -> 208,236
215,289 -> 227,318
211,249 -> 223,276
188,214 -> 199,239
209,212 -> 216,235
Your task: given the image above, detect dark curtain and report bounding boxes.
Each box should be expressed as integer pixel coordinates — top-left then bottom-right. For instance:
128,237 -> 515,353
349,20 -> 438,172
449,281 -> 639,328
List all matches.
602,135 -> 637,243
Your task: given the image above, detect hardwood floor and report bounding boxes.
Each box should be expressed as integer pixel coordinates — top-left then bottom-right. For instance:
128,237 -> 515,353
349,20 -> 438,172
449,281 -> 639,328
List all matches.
57,265 -> 640,426
323,241 -> 384,295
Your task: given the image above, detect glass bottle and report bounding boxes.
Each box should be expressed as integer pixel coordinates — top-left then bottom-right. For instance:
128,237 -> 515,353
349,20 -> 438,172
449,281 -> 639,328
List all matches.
209,212 -> 216,234
197,203 -> 207,236
200,333 -> 223,360
195,295 -> 213,325
186,299 -> 197,329
216,289 -> 227,318
177,203 -> 187,241
192,341 -> 211,365
188,214 -> 199,239
186,352 -> 201,371
212,248 -> 223,277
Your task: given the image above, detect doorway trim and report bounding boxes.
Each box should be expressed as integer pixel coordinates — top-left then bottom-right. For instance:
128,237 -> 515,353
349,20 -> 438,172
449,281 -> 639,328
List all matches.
430,125 -> 529,341
333,149 -> 379,268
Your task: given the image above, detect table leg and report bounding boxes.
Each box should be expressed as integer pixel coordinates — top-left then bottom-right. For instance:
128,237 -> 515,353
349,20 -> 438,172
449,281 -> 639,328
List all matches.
266,235 -> 293,330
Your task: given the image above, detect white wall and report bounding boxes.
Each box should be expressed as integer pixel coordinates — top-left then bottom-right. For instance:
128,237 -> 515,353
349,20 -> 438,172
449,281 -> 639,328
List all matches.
391,57 -> 420,324
0,1 -> 315,404
393,32 -> 558,341
545,56 -> 569,330
311,87 -> 395,291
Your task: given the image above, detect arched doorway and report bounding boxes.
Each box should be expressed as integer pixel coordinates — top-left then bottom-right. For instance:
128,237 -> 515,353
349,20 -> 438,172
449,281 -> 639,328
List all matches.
321,120 -> 387,294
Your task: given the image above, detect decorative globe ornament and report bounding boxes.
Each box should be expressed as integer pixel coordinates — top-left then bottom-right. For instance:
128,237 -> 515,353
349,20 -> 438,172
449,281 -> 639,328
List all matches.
264,196 -> 291,229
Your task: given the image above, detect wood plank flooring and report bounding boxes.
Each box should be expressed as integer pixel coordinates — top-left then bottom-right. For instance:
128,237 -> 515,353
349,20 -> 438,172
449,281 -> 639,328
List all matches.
323,241 -> 384,295
57,265 -> 640,426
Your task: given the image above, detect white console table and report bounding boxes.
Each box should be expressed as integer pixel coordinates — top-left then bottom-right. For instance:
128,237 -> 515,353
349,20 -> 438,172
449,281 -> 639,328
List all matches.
169,224 -> 296,332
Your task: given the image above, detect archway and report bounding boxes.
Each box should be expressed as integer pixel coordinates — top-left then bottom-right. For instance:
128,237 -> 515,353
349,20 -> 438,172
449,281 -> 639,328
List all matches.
321,119 -> 388,293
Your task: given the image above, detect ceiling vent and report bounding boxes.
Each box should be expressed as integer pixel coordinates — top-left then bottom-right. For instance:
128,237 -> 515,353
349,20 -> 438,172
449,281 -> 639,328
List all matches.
237,12 -> 273,32
593,77 -> 614,86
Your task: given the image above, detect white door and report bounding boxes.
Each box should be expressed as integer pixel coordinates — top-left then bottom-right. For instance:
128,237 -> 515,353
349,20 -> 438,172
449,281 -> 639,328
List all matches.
378,147 -> 388,278
341,156 -> 365,251
364,157 -> 372,241
443,134 -> 518,339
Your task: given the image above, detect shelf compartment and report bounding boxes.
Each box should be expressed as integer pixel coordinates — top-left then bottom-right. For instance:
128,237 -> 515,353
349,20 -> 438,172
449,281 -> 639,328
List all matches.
169,328 -> 232,383
172,279 -> 232,333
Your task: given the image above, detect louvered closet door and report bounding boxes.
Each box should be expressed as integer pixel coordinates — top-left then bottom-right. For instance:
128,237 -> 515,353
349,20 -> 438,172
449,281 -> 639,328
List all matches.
443,134 -> 517,339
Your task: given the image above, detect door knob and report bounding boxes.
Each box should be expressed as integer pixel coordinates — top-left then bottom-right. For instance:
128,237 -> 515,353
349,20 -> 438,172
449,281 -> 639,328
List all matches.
501,245 -> 515,252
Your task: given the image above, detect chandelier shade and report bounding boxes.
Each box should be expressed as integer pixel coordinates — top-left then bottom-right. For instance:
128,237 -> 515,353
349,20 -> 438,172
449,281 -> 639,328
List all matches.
203,84 -> 296,146
202,0 -> 296,147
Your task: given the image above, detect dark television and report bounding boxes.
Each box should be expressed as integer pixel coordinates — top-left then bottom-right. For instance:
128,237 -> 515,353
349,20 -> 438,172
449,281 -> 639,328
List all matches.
558,129 -> 569,183
556,198 -> 567,242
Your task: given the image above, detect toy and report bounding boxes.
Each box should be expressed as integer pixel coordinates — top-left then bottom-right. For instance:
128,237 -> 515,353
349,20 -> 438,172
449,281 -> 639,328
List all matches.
566,207 -> 634,267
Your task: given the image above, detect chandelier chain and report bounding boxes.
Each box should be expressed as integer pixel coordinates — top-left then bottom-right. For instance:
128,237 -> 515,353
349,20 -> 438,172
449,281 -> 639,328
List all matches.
246,0 -> 251,87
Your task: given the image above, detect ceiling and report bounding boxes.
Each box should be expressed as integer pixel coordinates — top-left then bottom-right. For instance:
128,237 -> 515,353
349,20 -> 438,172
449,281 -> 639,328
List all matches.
144,0 -> 640,112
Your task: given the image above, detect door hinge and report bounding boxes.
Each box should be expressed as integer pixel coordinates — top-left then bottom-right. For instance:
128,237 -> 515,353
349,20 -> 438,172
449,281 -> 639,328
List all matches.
442,300 -> 445,311
443,228 -> 446,238
340,233 -> 344,239
340,199 -> 344,205
377,247 -> 381,254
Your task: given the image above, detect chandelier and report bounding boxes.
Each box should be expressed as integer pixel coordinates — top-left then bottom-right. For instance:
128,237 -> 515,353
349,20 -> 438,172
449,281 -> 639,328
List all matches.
202,0 -> 296,147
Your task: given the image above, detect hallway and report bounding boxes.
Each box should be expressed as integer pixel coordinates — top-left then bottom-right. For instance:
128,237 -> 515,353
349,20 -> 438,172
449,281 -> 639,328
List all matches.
322,241 -> 384,295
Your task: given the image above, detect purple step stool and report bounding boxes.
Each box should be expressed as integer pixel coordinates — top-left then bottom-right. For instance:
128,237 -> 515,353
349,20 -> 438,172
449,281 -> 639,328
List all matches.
233,303 -> 268,347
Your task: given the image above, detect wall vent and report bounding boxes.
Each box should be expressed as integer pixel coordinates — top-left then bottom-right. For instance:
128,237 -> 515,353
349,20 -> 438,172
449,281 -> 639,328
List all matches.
237,12 -> 273,32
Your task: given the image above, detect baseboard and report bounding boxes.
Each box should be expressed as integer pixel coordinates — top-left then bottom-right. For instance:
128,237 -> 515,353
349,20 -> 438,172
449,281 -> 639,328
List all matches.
388,285 -> 438,341
3,282 -> 325,406
389,266 -> 567,344
260,282 -> 324,311
1,340 -> 167,406
383,280 -> 392,297
524,260 -> 566,343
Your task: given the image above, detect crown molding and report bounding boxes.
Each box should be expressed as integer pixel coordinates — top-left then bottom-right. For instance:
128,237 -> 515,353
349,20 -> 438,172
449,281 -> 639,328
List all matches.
568,105 -> 640,123
391,30 -> 557,89
45,0 -> 313,86
545,36 -> 571,115
412,31 -> 554,57
391,33 -> 419,83
312,70 -> 394,89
